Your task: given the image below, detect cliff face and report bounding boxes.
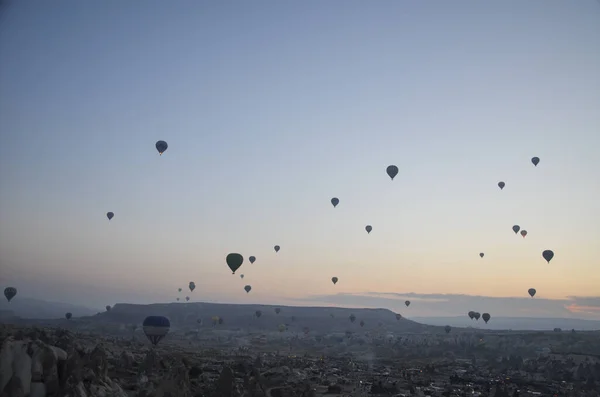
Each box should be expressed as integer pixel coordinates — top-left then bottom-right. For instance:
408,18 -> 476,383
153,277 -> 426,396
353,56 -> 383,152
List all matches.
90,302 -> 433,333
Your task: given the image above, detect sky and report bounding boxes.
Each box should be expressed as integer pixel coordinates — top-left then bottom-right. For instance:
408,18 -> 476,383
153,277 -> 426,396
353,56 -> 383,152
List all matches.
1,0 -> 599,319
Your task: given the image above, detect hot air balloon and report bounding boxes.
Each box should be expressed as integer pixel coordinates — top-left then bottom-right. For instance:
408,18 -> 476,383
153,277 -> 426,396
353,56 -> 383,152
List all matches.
482,313 -> 491,324
386,165 -> 399,180
531,157 -> 540,167
512,225 -> 520,234
331,197 -> 339,208
4,287 -> 16,302
274,245 -> 280,253
218,317 -> 224,325
155,140 -> 168,155
330,313 -> 335,318
274,308 -> 281,314
189,281 -> 195,292
178,288 -> 182,293
249,256 -> 256,264
185,296 -> 190,302
65,313 -> 72,320
106,212 -> 114,221
255,310 -> 262,318
520,230 -> 527,238
359,320 -> 365,327
396,314 -> 401,321
142,316 -> 170,345
176,298 -> 180,301
278,324 -> 286,333
405,301 -> 410,307
474,312 -> 481,320
365,225 -> 372,234
498,181 -> 505,190
106,305 -> 111,312
542,250 -> 554,263
211,316 -> 219,326
528,288 -> 536,298
349,314 -> 356,323
226,253 -> 244,274
197,318 -> 202,325
244,285 -> 251,293
331,277 -> 338,285
479,253 -> 484,258
468,311 -> 475,320
444,325 -> 451,334
240,274 -> 244,279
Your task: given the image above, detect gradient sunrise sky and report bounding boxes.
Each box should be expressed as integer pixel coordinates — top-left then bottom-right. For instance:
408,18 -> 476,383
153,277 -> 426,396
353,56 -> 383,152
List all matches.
1,0 -> 599,317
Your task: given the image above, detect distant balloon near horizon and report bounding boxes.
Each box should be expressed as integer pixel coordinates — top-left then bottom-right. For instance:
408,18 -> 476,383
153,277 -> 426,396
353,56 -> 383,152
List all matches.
176,297 -> 180,301
365,225 -> 372,234
396,313 -> 401,321
240,274 -> 244,279
105,305 -> 111,312
542,250 -> 554,263
178,288 -> 182,293
185,296 -> 190,302
244,285 -> 251,293
142,315 -> 170,346
331,276 -> 338,285
386,165 -> 399,180
155,140 -> 168,155
226,253 -> 243,274
528,288 -> 537,298
531,156 -> 540,166
520,230 -> 527,238
249,256 -> 256,264
106,212 -> 114,221
4,287 -> 16,302
498,181 -> 505,190
275,308 -> 281,314
65,312 -> 72,320
479,252 -> 484,258
405,300 -> 410,307
189,281 -> 195,292
482,313 -> 491,324
274,245 -> 280,253
468,311 -> 475,320
474,312 -> 481,320
445,325 -> 451,334
331,197 -> 339,208
255,310 -> 262,318
512,225 -> 520,234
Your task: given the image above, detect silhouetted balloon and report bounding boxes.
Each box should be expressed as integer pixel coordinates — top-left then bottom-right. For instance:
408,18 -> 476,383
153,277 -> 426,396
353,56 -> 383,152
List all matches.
240,274 -> 244,279
331,197 -> 339,208
520,230 -> 527,238
155,140 -> 168,155
249,256 -> 256,264
278,324 -> 286,332
244,285 -> 251,293
405,300 -> 410,307
197,319 -> 202,325
4,287 -> 16,302
396,314 -> 401,321
445,325 -> 451,334
528,288 -> 537,298
226,253 -> 244,274
386,165 -> 399,180
331,277 -> 338,285
482,313 -> 491,324
542,250 -> 554,263
106,212 -> 114,221
468,311 -> 475,320
218,317 -> 223,325
365,225 -> 372,234
255,310 -> 262,318
178,288 -> 182,293
176,298 -> 180,301
360,320 -> 365,327
185,296 -> 190,302
531,157 -> 540,166
65,313 -> 72,320
498,181 -> 505,190
142,315 -> 170,345
512,225 -> 520,234
275,308 -> 281,314
274,245 -> 280,253
474,312 -> 481,320
479,253 -> 484,258
189,281 -> 195,292
106,305 -> 111,312
349,314 -> 356,323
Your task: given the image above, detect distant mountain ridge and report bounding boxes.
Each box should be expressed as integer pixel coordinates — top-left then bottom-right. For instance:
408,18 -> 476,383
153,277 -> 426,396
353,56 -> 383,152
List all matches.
0,297 -> 99,319
410,316 -> 600,331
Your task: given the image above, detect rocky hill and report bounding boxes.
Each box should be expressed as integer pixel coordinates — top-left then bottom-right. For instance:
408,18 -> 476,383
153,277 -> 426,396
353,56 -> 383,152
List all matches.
87,302 -> 434,333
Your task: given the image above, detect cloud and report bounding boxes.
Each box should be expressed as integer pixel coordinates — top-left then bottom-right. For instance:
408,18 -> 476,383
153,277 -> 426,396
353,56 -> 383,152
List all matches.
289,292 -> 600,320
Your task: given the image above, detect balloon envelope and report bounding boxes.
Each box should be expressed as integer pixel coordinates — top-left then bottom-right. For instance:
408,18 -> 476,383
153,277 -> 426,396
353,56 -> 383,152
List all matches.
520,230 -> 527,238
331,197 -> 339,207
528,288 -> 537,297
479,253 -> 484,258
365,225 -> 372,234
274,245 -> 280,253
244,285 -> 251,293
445,325 -> 451,334
142,315 -> 170,345
396,314 -> 401,320
226,253 -> 244,274
331,277 -> 338,285
405,300 -> 410,307
249,256 -> 256,264
275,308 -> 281,314
155,140 -> 168,155
189,282 -> 195,292
106,305 -> 111,312
531,157 -> 540,166
542,250 -> 554,263
4,287 -> 16,302
65,312 -> 72,320
482,313 -> 491,323
106,212 -> 114,220
386,165 -> 399,180
512,225 -> 520,234
498,181 -> 505,190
